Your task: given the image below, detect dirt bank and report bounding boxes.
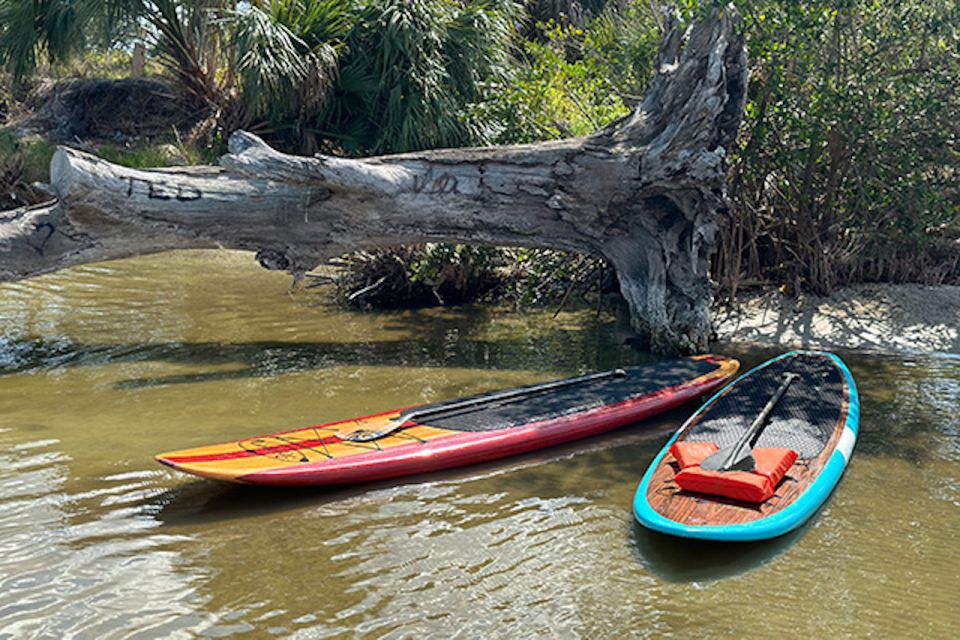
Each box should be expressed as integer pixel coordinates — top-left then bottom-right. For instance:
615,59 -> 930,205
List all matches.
714,284 -> 960,355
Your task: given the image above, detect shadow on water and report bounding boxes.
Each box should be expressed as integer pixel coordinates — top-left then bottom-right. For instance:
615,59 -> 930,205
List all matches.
151,479 -> 393,527
149,462 -> 534,528
629,514 -> 816,582
0,321 -> 653,390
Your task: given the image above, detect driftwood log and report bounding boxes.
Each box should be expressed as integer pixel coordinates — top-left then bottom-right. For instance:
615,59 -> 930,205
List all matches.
0,7 -> 746,354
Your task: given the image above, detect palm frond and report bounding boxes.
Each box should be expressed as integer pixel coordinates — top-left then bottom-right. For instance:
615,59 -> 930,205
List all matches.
234,6 -> 312,115
0,0 -> 43,79
148,1 -> 219,104
0,0 -> 145,80
230,1 -> 346,152
263,0 -> 351,47
332,0 -> 519,154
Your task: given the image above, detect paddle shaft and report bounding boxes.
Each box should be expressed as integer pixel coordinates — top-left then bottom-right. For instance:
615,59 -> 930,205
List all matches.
338,368 -> 628,442
702,371 -> 800,471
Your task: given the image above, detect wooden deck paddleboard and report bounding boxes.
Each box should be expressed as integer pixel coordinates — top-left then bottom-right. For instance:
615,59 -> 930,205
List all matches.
156,355 -> 738,486
634,351 -> 859,541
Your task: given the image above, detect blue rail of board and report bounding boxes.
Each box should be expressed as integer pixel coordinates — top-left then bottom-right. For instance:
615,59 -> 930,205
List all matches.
633,350 -> 860,541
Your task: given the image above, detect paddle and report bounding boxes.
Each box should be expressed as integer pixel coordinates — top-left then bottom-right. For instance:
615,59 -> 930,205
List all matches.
336,368 -> 628,442
698,371 -> 800,472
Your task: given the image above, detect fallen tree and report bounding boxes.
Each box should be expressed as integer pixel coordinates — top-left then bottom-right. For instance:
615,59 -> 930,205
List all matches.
0,7 -> 746,354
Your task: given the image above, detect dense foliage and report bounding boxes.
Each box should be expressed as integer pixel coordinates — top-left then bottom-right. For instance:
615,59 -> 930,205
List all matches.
719,0 -> 960,294
1,0 -> 958,303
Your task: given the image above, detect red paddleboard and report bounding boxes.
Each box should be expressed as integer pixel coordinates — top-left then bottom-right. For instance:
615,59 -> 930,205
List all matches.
156,355 -> 739,486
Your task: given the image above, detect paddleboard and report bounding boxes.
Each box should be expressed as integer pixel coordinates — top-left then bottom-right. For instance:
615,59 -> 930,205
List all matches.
634,351 -> 859,541
156,355 -> 738,486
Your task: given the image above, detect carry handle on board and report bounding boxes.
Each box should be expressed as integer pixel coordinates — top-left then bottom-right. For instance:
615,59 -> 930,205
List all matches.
336,368 -> 628,442
699,371 -> 801,472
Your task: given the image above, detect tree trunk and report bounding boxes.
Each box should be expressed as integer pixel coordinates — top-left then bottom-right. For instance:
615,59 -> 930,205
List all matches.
0,7 -> 746,354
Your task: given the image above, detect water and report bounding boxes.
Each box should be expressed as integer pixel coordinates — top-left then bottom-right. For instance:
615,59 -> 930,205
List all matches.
0,251 -> 957,639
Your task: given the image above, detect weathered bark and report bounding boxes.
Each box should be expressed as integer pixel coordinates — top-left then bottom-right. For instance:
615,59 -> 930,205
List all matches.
0,7 -> 746,354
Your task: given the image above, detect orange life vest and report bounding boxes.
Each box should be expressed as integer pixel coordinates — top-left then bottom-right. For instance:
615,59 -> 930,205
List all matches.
669,441 -> 798,503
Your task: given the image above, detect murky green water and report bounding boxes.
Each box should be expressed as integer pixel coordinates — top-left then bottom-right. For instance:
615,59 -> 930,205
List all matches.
0,251 -> 957,639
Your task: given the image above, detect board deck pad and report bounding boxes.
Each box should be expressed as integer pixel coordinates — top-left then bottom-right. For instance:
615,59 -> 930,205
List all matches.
418,358 -> 718,432
157,355 -> 739,486
633,351 -> 859,541
684,354 -> 842,458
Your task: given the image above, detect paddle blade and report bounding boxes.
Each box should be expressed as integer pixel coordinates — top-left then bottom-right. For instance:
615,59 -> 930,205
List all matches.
698,444 -> 756,472
335,416 -> 405,442
336,429 -> 384,442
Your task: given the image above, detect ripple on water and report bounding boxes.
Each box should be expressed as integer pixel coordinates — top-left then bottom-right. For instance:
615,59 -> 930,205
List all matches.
0,437 -> 214,640
257,484 -> 659,639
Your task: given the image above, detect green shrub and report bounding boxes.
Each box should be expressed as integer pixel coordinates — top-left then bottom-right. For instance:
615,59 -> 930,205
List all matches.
476,4 -> 660,144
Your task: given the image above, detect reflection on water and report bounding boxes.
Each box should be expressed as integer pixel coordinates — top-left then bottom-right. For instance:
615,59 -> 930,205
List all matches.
0,251 -> 958,638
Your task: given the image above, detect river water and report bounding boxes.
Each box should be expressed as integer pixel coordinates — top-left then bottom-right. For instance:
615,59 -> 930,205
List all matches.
0,251 -> 957,639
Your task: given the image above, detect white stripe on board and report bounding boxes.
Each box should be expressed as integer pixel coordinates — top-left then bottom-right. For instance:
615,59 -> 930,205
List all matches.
837,427 -> 856,462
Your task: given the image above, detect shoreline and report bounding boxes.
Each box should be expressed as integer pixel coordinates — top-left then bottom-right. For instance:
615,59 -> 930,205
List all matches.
713,283 -> 960,356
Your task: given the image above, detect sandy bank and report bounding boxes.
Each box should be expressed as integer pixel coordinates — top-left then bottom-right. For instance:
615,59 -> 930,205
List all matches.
714,283 -> 960,355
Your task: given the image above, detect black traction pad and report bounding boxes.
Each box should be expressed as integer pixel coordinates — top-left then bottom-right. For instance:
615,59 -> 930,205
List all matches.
685,353 -> 844,459
420,358 -> 719,432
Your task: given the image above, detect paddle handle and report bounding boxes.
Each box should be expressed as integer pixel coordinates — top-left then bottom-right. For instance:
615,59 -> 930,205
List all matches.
720,371 -> 800,469
338,367 -> 628,442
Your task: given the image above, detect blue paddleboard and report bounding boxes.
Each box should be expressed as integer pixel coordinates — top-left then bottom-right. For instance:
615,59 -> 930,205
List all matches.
634,351 -> 859,541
